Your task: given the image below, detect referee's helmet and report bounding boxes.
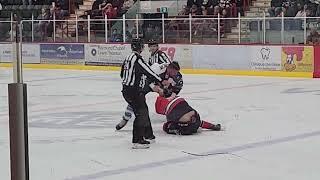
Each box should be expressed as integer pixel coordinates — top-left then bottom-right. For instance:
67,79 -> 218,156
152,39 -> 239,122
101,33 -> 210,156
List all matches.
131,38 -> 144,52
147,39 -> 158,46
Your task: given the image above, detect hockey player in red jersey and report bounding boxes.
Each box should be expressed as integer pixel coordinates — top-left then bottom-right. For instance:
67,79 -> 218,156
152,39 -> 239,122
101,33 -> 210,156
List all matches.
155,95 -> 221,135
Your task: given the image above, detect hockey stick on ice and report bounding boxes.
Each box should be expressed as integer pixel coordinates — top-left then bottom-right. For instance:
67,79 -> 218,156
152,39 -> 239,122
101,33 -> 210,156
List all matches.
181,151 -> 242,158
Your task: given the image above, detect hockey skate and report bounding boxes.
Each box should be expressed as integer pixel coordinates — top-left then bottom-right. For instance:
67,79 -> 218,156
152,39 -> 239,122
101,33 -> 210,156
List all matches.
132,140 -> 150,149
144,135 -> 156,144
116,119 -> 128,130
210,124 -> 221,131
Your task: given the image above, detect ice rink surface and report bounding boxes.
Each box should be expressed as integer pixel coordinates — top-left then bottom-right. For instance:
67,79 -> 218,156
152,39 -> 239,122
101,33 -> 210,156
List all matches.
1,68 -> 320,180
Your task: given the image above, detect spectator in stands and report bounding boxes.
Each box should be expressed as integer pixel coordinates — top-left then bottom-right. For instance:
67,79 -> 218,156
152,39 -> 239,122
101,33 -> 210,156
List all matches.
219,0 -> 234,17
210,5 -> 220,32
93,0 -> 103,9
131,22 -> 143,38
46,0 -> 54,4
307,28 -> 320,44
102,3 -> 117,19
122,0 -> 134,11
125,24 -> 132,41
144,24 -> 154,41
268,0 -> 284,17
213,5 -> 220,16
33,0 -> 45,5
0,21 -> 10,40
154,25 -> 161,39
293,3 -> 307,30
284,1 -> 298,17
87,0 -> 103,18
178,5 -> 189,15
308,0 -> 318,17
282,2 -> 298,30
144,23 -> 160,40
99,0 -> 111,10
114,0 -> 127,16
221,6 -> 230,17
211,0 -> 220,9
235,0 -> 244,16
187,0 -> 202,8
190,4 -> 202,15
23,0 -> 33,5
201,0 -> 214,14
0,0 -> 6,6
35,8 -> 51,40
112,0 -> 124,11
57,0 -> 69,17
296,4 -> 307,17
191,4 -> 209,36
110,28 -> 122,42
221,8 -> 230,37
0,2 -> 2,10
219,0 -> 232,9
201,6 -> 208,15
276,7 -> 285,16
316,3 -> 320,16
230,0 -> 238,17
50,0 -> 69,19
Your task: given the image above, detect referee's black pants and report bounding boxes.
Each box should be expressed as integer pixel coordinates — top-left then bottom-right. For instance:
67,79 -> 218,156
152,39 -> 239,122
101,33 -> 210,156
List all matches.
122,86 -> 154,143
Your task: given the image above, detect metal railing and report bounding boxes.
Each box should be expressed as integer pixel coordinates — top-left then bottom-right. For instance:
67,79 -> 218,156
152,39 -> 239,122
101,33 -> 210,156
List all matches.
1,13 -> 320,44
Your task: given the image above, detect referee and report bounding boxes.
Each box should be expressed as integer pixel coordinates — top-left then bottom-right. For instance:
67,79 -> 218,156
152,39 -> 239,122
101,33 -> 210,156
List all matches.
147,39 -> 171,65
121,38 -> 162,149
116,39 -> 171,131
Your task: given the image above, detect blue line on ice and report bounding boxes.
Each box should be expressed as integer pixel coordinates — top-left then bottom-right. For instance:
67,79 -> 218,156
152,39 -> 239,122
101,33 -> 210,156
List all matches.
67,130 -> 320,180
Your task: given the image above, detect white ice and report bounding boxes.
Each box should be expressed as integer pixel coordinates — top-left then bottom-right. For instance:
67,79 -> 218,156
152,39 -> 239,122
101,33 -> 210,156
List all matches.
1,68 -> 320,180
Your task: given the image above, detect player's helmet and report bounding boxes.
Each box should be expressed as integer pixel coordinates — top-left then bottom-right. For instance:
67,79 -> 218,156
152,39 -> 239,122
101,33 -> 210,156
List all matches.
169,61 -> 180,71
131,38 -> 144,51
147,39 -> 158,46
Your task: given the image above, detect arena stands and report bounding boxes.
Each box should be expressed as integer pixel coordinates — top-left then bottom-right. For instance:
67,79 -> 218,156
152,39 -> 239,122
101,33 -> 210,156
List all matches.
0,0 -> 320,44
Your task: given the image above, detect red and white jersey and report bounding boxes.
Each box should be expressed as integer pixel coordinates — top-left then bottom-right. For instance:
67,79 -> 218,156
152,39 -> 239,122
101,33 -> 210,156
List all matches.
155,96 -> 185,115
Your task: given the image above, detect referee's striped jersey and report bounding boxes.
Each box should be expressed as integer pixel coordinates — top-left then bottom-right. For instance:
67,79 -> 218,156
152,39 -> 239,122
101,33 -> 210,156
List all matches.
148,50 -> 171,66
121,52 -> 162,88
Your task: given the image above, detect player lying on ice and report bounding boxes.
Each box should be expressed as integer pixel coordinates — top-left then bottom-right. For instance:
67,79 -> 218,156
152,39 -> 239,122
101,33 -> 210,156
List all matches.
153,86 -> 222,135
155,96 -> 222,135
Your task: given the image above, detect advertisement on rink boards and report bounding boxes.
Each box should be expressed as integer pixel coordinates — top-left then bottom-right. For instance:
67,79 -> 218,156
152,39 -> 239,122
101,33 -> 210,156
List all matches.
0,43 -> 13,63
85,44 -> 193,68
281,46 -> 314,72
192,45 -> 283,70
313,46 -> 320,78
160,45 -> 192,68
0,43 -> 40,63
249,46 -> 281,70
141,44 -> 193,68
85,44 -> 131,66
40,44 -> 85,64
192,45 -> 252,70
22,44 -> 41,63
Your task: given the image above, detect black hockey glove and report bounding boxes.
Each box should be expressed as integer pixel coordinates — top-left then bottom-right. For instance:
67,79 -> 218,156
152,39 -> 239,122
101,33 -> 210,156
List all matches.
163,88 -> 173,98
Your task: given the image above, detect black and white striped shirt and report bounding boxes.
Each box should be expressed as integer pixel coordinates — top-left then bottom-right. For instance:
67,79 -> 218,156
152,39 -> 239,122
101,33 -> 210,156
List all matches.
121,52 -> 162,88
148,50 -> 171,66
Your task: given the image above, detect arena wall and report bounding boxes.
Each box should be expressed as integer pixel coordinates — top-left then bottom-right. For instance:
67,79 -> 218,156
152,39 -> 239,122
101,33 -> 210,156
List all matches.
313,46 -> 320,78
0,43 -> 318,78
